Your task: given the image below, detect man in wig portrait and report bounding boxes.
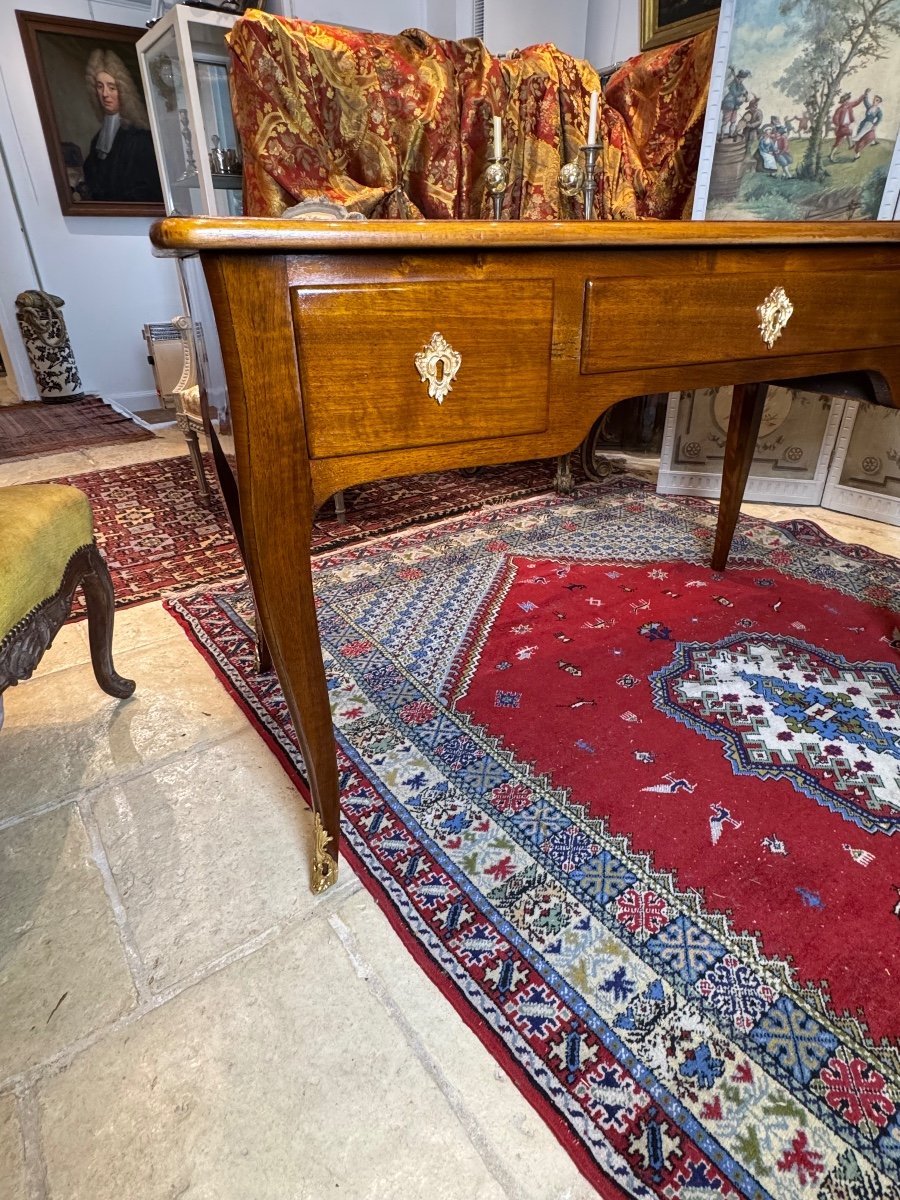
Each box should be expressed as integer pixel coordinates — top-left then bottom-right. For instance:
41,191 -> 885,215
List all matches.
81,47 -> 162,203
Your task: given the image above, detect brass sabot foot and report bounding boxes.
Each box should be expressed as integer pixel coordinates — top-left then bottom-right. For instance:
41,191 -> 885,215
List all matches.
311,812 -> 339,893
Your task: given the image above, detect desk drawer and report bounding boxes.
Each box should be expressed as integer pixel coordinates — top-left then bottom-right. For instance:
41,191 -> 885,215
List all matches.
580,268 -> 899,373
293,280 -> 553,459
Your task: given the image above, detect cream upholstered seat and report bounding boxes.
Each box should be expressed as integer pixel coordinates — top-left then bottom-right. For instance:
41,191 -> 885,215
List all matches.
0,483 -> 134,727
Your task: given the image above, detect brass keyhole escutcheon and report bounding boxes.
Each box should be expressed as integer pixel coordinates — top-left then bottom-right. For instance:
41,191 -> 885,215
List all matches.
756,286 -> 794,349
415,332 -> 461,405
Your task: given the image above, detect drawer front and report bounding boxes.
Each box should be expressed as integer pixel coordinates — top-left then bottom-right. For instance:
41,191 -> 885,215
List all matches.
293,280 -> 553,459
581,268 -> 900,374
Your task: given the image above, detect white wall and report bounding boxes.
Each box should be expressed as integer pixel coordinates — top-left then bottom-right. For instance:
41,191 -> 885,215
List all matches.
293,0 -> 640,62
482,0 -> 589,58
585,0 -> 639,72
290,0 -> 426,32
0,0 -> 182,409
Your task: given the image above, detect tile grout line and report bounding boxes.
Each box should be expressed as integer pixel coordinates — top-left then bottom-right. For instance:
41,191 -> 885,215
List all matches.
327,911 -> 524,1200
15,1086 -> 49,1200
74,791 -> 154,1006
0,795 -> 75,835
0,876 -> 362,1097
0,725 -> 252,834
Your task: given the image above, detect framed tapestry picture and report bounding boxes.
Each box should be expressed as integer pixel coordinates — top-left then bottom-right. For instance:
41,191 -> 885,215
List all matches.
691,0 -> 900,221
656,386 -> 846,505
821,401 -> 900,527
17,11 -> 164,217
641,1 -> 720,51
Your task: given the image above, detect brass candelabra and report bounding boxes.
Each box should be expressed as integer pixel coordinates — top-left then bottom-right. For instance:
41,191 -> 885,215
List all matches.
558,142 -> 602,219
486,153 -> 510,220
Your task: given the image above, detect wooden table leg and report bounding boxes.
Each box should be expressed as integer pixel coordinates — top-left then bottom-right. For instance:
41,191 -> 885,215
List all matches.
712,381 -> 769,571
206,253 -> 340,892
259,517 -> 341,894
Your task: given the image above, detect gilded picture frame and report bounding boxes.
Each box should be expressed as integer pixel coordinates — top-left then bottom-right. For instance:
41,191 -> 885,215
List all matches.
641,0 -> 720,51
17,11 -> 164,217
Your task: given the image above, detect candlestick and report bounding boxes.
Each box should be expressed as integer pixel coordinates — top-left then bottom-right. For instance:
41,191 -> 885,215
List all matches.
587,90 -> 599,146
580,142 -> 601,220
486,153 -> 510,220
492,115 -> 503,160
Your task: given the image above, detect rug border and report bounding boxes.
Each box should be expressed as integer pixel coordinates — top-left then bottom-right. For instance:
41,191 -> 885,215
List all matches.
162,601 -> 637,1200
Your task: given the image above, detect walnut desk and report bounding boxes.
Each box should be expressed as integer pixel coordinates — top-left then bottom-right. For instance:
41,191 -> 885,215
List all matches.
149,218 -> 900,892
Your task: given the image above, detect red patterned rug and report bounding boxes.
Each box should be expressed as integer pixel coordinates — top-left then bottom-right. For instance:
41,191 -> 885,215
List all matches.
167,478 -> 900,1199
0,394 -> 154,461
54,452 -> 560,613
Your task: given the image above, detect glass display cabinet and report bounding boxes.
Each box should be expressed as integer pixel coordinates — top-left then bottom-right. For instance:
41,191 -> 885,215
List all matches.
137,6 -> 243,217
136,6 -> 241,441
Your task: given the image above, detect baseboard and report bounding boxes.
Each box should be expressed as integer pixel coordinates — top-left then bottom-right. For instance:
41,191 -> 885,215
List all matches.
104,390 -> 160,417
104,391 -> 175,432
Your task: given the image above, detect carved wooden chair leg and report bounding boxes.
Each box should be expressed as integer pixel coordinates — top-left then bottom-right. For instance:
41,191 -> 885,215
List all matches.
555,452 -> 575,495
180,419 -> 211,504
79,545 -> 136,699
712,381 -> 769,571
579,413 -> 615,481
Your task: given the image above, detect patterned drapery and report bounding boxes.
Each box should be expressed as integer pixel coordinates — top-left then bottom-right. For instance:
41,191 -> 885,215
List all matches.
228,9 -> 715,222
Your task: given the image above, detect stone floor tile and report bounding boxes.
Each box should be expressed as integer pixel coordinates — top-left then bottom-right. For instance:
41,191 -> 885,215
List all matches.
0,806 -> 136,1082
79,437 -> 185,471
0,636 -> 248,823
29,621 -> 90,677
95,600 -> 185,658
39,914 -> 508,1200
91,727 -> 357,992
0,451 -> 96,486
5,597 -> 180,693
746,501 -> 900,558
0,1093 -> 27,1200
333,889 -> 600,1200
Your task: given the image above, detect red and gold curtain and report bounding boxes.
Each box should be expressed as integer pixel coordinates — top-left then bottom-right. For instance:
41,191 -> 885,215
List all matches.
227,9 -> 715,222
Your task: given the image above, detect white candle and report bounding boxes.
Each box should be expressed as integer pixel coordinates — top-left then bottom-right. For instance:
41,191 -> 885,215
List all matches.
587,90 -> 599,145
492,115 -> 502,159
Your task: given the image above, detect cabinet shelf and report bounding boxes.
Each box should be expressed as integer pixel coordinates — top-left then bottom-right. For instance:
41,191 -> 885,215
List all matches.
173,173 -> 243,192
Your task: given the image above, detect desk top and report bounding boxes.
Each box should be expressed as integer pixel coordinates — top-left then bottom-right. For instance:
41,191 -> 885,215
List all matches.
150,216 -> 900,255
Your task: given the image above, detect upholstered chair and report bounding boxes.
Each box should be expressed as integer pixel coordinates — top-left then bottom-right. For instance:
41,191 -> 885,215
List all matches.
0,483 -> 134,728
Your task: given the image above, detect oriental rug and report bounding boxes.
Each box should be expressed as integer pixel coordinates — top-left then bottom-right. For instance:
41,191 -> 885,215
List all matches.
55,452 -> 560,614
167,478 -> 900,1200
0,394 -> 154,462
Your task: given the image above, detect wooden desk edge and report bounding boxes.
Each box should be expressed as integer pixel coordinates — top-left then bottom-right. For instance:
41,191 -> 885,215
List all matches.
149,216 -> 900,256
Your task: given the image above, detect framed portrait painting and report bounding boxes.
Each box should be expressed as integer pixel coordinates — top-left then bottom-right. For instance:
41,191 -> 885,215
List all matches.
17,11 -> 164,217
641,0 -> 720,51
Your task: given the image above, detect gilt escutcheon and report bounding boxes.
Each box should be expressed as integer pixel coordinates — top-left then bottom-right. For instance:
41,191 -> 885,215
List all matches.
415,332 -> 461,405
756,286 -> 794,349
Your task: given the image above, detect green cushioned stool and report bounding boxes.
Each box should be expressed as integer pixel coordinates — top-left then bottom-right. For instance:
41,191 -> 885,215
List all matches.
0,483 -> 134,727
